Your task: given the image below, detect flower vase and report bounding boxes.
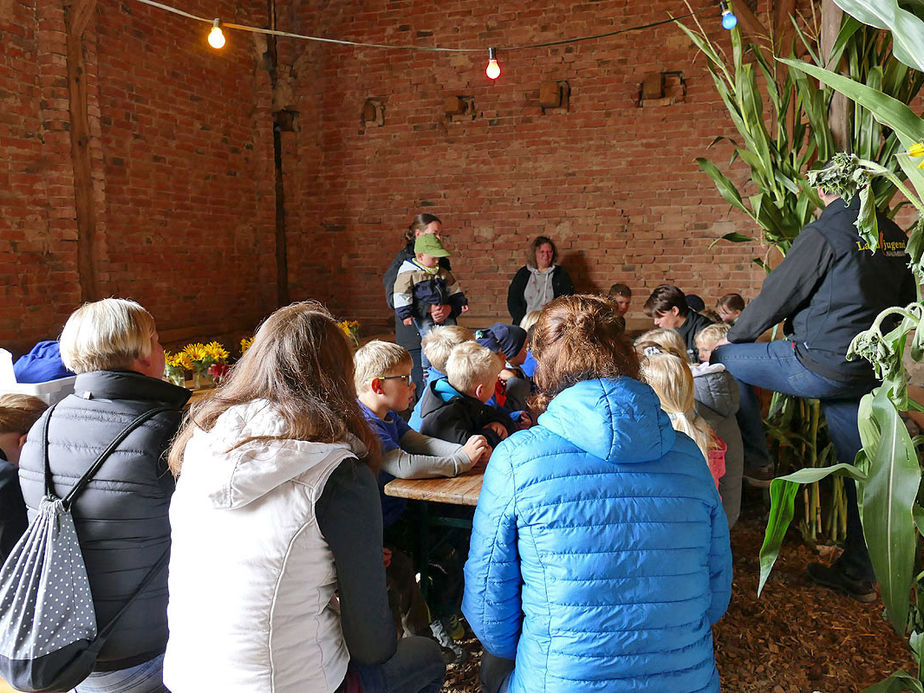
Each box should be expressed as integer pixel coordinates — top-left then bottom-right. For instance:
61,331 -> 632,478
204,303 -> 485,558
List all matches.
192,370 -> 212,390
166,370 -> 186,388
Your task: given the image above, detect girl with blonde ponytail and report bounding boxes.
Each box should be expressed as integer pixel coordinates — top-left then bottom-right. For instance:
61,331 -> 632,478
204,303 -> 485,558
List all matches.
639,352 -> 726,490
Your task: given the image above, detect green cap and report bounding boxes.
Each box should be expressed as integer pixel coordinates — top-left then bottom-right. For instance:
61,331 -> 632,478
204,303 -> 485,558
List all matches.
414,234 -> 450,257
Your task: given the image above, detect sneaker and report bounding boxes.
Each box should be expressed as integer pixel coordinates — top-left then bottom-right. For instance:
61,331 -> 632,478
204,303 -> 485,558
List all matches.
441,613 -> 465,641
806,563 -> 877,603
429,618 -> 466,665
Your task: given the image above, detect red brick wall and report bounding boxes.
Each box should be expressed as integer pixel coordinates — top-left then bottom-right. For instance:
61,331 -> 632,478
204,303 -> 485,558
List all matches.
0,0 -> 80,354
1,0 -> 784,360
279,0 -> 768,335
0,0 -> 278,357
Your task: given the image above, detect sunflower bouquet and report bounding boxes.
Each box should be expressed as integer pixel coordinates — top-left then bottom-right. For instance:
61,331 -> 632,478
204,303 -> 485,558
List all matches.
163,351 -> 192,387
163,341 -> 231,388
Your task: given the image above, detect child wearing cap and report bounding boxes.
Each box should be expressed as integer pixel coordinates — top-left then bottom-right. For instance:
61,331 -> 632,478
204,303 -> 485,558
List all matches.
393,235 -> 469,374
475,322 -> 532,415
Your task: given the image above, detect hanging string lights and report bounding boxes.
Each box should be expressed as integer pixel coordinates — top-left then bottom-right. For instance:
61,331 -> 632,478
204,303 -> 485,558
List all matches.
132,0 -> 729,79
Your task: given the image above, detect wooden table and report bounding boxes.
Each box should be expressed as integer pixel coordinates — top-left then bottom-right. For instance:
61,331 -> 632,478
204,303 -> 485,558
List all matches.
383,470 -> 484,599
384,469 -> 484,507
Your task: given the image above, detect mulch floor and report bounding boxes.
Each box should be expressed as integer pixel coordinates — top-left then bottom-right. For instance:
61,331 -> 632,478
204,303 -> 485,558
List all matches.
441,487 -> 916,692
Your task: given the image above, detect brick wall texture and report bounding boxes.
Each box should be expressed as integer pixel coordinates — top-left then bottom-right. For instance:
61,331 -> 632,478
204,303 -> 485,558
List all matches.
1,0 -> 776,356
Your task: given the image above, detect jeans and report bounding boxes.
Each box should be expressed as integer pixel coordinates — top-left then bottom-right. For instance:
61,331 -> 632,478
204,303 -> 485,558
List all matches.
74,654 -> 167,693
354,636 -> 445,693
713,340 -> 876,580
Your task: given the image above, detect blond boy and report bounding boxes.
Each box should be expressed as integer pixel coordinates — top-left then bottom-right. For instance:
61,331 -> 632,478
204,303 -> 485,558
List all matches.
354,341 -> 487,515
695,323 -> 732,364
409,326 -> 474,430
417,342 -> 515,447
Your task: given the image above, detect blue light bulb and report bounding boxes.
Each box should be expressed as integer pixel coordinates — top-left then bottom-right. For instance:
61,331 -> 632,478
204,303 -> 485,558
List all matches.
722,9 -> 738,29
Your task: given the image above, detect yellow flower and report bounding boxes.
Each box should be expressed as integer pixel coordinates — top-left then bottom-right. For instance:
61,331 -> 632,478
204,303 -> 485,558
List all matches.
241,337 -> 253,355
909,143 -> 924,158
182,343 -> 208,362
204,341 -> 229,362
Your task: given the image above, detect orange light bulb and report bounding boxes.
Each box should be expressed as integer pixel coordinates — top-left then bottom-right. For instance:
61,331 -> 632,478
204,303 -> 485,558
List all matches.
485,47 -> 500,80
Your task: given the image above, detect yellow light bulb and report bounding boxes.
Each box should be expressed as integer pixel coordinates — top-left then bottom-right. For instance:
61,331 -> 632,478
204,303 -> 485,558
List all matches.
208,21 -> 225,49
485,47 -> 500,80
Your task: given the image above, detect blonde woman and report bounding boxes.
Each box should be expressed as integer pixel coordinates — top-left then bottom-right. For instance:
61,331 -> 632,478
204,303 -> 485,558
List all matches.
17,298 -> 189,692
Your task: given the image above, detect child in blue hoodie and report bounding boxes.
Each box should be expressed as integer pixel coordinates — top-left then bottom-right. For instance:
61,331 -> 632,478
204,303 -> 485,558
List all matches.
417,342 -> 515,448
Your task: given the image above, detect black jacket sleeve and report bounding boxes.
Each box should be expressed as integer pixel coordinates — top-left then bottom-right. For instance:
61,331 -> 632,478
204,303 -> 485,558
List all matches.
554,266 -> 575,297
507,267 -> 530,325
0,466 -> 27,565
383,250 -> 409,311
316,458 -> 397,666
727,228 -> 834,343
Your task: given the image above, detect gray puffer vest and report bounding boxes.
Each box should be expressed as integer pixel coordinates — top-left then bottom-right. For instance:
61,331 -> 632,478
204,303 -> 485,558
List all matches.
18,370 -> 189,671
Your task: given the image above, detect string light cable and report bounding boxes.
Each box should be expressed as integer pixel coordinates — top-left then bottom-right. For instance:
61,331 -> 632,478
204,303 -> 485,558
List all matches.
131,0 -> 723,55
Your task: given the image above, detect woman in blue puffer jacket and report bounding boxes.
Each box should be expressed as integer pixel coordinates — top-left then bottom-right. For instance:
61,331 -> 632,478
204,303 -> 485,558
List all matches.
462,294 -> 733,693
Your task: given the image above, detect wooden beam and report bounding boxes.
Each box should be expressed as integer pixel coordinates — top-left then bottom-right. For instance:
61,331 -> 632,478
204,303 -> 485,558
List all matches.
773,0 -> 797,51
732,1 -> 771,44
821,0 -> 850,151
64,0 -> 100,302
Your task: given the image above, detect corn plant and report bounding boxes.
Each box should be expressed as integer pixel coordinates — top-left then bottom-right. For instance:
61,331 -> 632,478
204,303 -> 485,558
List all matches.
679,2 -> 923,557
755,2 -> 924,689
678,3 -> 922,261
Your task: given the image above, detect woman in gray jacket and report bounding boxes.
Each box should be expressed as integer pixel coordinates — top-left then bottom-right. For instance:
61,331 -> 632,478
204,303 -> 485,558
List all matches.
18,298 -> 189,692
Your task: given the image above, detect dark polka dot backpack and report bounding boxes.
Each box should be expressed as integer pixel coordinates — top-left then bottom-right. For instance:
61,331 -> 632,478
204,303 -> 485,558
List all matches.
0,404 -> 170,692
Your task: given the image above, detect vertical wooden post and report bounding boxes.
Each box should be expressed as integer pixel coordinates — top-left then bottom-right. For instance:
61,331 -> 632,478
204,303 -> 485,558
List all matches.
267,0 -> 290,307
821,0 -> 850,151
64,0 -> 99,302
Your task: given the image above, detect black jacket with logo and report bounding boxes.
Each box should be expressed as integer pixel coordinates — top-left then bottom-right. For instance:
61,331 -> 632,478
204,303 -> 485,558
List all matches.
728,197 -> 917,383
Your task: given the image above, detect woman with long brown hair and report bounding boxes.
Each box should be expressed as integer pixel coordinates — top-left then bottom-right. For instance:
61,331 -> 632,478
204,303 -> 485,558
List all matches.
462,295 -> 732,693
163,301 -> 444,693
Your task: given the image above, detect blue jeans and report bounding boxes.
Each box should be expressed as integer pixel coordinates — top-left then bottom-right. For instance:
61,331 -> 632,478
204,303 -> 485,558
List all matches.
713,340 -> 876,580
74,654 -> 167,693
354,636 -> 445,693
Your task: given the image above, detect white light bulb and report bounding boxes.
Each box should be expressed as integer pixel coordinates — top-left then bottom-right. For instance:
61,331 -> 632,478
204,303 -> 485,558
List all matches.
208,20 -> 225,49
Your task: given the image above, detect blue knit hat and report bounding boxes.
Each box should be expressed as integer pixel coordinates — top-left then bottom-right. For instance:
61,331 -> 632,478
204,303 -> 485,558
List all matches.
476,323 -> 527,360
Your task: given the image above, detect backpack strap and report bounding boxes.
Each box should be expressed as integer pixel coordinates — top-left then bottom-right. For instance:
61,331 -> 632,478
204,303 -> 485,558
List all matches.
41,404 -> 174,509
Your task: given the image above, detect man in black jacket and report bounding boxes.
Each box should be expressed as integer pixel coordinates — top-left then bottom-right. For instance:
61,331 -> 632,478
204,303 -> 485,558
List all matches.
713,186 -> 917,602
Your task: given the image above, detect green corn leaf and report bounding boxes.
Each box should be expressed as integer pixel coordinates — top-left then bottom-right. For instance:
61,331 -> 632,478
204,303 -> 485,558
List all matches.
912,504 -> 924,538
857,184 -> 881,252
709,232 -> 755,248
759,464 -> 868,596
696,158 -> 749,214
860,670 -> 924,693
861,387 -> 921,634
834,0 -> 924,73
779,58 -> 924,142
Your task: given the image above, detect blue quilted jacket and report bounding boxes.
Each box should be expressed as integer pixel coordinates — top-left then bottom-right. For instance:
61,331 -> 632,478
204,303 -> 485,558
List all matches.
462,377 -> 732,693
